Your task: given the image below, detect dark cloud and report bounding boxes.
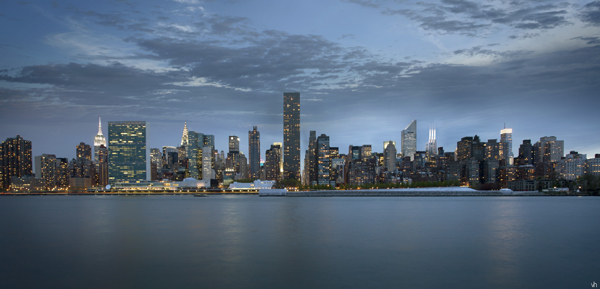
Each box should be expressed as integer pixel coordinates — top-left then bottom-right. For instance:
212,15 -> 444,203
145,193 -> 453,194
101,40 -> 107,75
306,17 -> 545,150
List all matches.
374,0 -> 573,35
580,1 -> 600,25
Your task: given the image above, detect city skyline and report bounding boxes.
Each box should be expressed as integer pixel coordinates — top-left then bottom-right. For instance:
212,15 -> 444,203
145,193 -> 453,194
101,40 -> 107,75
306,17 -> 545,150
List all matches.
1,0 -> 600,161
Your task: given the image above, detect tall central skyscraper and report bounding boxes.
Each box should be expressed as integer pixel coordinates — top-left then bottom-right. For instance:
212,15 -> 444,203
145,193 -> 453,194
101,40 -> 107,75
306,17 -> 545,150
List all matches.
94,117 -> 106,165
248,126 -> 260,179
401,119 -> 417,161
108,121 -> 147,184
283,92 -> 300,181
500,127 -> 513,161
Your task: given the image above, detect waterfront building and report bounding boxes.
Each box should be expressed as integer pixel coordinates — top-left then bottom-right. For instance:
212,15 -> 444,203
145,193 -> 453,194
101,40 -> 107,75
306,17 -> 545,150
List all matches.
306,131 -> 318,185
108,121 -> 147,184
401,120 -> 417,161
97,145 -> 109,187
248,126 -> 260,179
586,155 -> 600,177
187,131 -> 201,179
202,145 -> 214,180
94,117 -> 107,165
0,135 -> 32,190
273,142 -> 283,178
283,92 -> 301,180
558,151 -> 587,181
317,134 -> 332,186
56,158 -> 70,189
35,154 -> 57,190
265,144 -> 281,181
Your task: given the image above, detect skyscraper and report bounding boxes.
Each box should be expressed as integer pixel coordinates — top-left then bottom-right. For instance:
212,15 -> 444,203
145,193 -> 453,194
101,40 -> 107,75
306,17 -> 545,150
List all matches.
229,135 -> 240,153
248,126 -> 260,179
426,126 -> 437,161
500,127 -> 513,163
401,120 -> 417,161
76,142 -> 92,161
317,134 -> 331,185
283,92 -> 300,181
94,117 -> 106,165
265,144 -> 281,181
108,121 -> 147,184
35,154 -> 56,190
384,141 -> 397,172
181,121 -> 189,146
0,135 -> 32,190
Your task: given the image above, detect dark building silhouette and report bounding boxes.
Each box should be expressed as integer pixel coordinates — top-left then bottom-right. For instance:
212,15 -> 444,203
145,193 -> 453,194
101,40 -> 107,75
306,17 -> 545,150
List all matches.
248,126 -> 260,179
283,92 -> 300,181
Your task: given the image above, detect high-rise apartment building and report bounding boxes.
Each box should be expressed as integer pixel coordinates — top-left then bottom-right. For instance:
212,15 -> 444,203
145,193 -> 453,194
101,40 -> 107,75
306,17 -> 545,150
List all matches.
317,134 -> 332,185
76,142 -> 92,161
229,135 -> 240,153
108,121 -> 147,184
248,126 -> 260,179
283,92 -> 300,180
265,144 -> 281,181
401,120 -> 417,161
0,135 -> 32,190
35,154 -> 57,190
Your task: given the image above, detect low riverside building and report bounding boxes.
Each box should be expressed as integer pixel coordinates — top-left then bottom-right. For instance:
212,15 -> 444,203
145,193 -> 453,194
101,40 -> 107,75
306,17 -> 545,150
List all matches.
229,180 -> 276,191
110,177 -> 211,191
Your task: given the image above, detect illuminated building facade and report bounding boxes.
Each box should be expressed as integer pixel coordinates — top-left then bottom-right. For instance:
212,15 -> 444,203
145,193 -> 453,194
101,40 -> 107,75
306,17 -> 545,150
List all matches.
384,141 -> 397,172
35,154 -> 57,190
229,135 -> 240,153
0,135 -> 32,190
283,92 -> 300,180
401,120 -> 417,161
248,126 -> 260,179
108,121 -> 147,184
317,134 -> 332,185
94,117 -> 106,165
500,127 -> 513,163
265,144 -> 281,181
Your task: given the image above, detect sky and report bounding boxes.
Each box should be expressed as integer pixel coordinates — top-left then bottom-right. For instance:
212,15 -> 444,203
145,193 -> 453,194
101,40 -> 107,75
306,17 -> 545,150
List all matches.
1,0 -> 600,163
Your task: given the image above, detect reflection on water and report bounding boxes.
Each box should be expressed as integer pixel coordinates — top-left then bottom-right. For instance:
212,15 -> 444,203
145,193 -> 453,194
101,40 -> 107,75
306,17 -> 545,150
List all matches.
0,196 -> 599,289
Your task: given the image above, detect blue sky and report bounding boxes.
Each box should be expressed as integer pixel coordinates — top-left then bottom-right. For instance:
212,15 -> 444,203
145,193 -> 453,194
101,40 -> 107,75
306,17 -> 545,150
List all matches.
1,0 -> 600,162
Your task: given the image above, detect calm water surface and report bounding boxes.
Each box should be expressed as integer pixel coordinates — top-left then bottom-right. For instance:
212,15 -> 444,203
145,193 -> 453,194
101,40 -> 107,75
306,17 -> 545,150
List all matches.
1,196 -> 598,289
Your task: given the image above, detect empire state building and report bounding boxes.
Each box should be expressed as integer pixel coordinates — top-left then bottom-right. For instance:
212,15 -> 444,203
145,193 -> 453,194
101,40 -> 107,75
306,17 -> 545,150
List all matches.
94,116 -> 107,164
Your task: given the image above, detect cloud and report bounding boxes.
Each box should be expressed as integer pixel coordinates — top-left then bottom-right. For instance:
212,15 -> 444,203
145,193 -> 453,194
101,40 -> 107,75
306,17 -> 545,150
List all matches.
580,1 -> 600,25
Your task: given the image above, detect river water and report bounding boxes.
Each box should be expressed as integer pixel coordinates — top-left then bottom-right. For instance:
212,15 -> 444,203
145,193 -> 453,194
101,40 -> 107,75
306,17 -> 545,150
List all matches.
1,195 -> 598,288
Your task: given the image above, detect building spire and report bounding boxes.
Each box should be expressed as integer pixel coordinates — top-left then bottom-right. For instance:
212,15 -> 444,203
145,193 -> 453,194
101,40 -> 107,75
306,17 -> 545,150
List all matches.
97,116 -> 103,135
